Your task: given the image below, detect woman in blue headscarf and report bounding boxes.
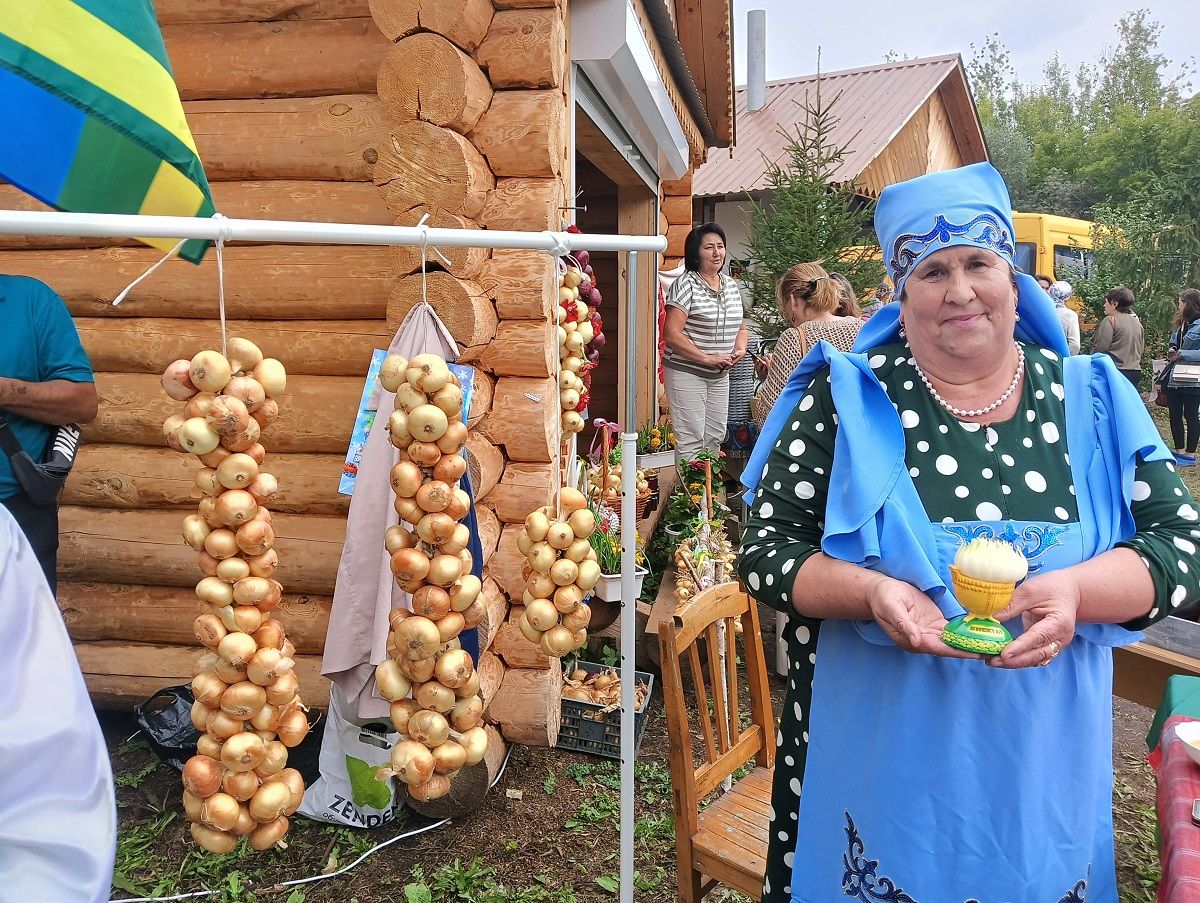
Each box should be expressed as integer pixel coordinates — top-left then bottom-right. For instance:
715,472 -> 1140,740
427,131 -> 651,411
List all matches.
738,163 -> 1200,903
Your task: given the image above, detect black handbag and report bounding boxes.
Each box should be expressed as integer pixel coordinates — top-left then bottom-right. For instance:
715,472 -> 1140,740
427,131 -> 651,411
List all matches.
0,415 -> 82,505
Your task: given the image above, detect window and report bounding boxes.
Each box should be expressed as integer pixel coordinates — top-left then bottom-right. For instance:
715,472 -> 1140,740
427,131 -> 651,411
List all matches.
1014,242 -> 1036,275
1054,245 -> 1095,282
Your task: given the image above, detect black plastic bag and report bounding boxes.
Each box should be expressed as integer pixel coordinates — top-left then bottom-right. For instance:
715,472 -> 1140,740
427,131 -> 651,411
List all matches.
135,685 -> 200,772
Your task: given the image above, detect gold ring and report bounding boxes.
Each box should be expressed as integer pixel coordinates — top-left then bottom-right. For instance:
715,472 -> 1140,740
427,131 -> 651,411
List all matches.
1048,641 -> 1061,657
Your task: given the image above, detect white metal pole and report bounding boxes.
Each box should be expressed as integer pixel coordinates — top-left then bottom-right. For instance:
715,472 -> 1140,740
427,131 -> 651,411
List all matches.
619,250 -> 639,903
0,209 -> 664,253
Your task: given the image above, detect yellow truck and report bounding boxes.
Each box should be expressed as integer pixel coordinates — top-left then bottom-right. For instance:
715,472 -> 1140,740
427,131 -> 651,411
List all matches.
1012,212 -> 1095,310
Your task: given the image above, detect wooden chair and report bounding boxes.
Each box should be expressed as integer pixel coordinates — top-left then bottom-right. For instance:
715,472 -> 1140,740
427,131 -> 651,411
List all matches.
658,581 -> 775,902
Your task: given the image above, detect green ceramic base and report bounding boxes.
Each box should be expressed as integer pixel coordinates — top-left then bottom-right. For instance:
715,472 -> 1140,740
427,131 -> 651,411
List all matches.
942,613 -> 1012,655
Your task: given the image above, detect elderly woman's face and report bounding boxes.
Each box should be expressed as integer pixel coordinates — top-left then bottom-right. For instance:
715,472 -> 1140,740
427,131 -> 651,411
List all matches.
901,246 -> 1017,360
698,234 -> 726,273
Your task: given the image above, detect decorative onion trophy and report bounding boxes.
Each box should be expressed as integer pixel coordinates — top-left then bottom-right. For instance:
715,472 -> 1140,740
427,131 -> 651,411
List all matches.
943,538 -> 1028,655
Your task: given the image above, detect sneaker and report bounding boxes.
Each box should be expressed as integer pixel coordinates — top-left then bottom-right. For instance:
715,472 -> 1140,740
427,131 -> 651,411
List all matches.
1174,452 -> 1197,467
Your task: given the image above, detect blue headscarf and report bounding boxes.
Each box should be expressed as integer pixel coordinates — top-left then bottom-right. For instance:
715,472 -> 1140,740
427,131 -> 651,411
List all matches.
743,163 -> 1069,500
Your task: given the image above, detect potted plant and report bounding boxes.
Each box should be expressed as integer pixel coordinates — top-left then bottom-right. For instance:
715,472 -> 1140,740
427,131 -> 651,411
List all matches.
587,501 -> 648,601
635,418 -> 675,470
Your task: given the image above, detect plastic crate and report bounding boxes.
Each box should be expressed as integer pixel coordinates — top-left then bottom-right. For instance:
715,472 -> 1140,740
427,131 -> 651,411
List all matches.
556,660 -> 654,760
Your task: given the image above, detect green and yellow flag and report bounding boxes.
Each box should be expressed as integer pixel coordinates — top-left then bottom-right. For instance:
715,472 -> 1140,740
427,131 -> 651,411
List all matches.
0,0 -> 214,262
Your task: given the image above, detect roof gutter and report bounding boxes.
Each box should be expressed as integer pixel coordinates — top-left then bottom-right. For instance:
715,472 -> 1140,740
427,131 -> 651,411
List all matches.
640,0 -> 720,148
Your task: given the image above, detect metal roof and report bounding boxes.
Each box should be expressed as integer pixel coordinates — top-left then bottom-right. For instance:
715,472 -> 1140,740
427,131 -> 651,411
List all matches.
694,53 -> 980,197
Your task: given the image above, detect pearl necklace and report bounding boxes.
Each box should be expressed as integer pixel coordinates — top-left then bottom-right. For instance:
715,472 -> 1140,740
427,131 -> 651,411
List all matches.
910,342 -> 1025,419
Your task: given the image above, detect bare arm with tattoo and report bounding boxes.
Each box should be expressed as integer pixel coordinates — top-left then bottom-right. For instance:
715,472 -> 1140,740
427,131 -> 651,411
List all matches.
0,378 -> 98,425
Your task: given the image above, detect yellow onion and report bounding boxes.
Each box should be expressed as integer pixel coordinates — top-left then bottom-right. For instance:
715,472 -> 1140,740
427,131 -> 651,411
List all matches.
190,822 -> 237,854
564,537 -> 592,563
249,780 -> 292,823
196,733 -> 224,761
526,571 -> 556,600
567,507 -> 596,539
203,528 -> 240,560
525,598 -> 559,632
390,461 -> 425,499
561,603 -> 592,632
444,488 -> 470,522
162,413 -> 187,452
162,359 -> 199,401
540,624 -> 577,657
389,740 -> 435,786
550,558 -> 579,587
255,741 -> 288,777
216,556 -> 251,583
249,815 -> 289,851
206,395 -> 250,438
390,699 -> 419,735
454,669 -> 480,700
450,694 -> 483,731
269,768 -> 306,816
575,559 -> 601,592
434,649 -> 474,689
415,681 -> 456,715
429,382 -> 462,418
247,647 -> 293,687
198,497 -> 222,528
394,382 -> 427,415
436,611 -> 466,643
196,576 -> 235,608
197,551 -> 221,577
197,445 -> 232,468
406,440 -> 442,468
266,670 -> 300,707
231,806 -> 258,837
412,584 -> 452,620
221,731 -> 267,773
518,612 -> 543,646
190,350 -> 233,394
183,754 -> 223,797
191,699 -> 214,733
375,659 -> 412,702
276,709 -> 310,748
431,741 -> 467,775
215,453 -> 259,490
252,619 -> 286,651
397,656 -> 436,683
191,670 -> 228,707
390,548 -> 430,584
546,522 -> 575,550
214,657 -> 248,686
251,398 -> 280,429
433,452 -> 466,484
416,512 -> 458,546
252,358 -> 287,397
236,519 -> 274,556
385,524 -> 417,554
193,651 -> 220,678
194,468 -> 222,498
207,709 -> 247,740
179,417 -> 221,455
426,554 -> 462,588
233,575 -> 271,606
182,789 -> 205,823
436,421 -> 467,455
250,702 -> 282,733
388,409 -> 413,449
193,614 -> 228,650
409,774 -> 451,802
406,354 -> 452,394
224,375 -> 266,412
220,681 -> 267,719
415,480 -> 452,514
527,542 -> 556,574
394,495 -> 425,525
459,598 -> 485,630
231,605 -> 264,634
245,472 -> 279,505
246,548 -> 278,578
223,769 -> 261,803
554,584 -> 584,614
184,391 -> 217,420
393,616 -> 441,661
378,353 -> 408,393
218,632 -> 257,668
458,726 -> 488,765
220,416 -> 261,453
226,336 -> 264,376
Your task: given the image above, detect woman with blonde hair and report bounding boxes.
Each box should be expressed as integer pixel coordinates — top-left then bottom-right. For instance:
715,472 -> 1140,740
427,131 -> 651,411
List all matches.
752,262 -> 862,426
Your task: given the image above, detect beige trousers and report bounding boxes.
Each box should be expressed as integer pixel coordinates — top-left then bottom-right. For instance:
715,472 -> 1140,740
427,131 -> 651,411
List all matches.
665,367 -> 729,461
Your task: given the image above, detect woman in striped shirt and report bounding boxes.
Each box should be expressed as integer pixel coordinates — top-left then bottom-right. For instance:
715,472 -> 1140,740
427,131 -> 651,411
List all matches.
663,223 -> 748,460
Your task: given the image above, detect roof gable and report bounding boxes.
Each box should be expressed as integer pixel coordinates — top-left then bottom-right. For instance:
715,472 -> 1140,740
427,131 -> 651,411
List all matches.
694,53 -> 987,196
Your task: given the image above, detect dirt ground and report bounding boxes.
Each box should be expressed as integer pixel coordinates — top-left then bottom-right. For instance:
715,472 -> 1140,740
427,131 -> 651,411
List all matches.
106,609 -> 1164,903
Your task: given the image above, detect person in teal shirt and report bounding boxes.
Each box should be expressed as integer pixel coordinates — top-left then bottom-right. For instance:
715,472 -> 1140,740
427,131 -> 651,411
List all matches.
0,275 -> 96,592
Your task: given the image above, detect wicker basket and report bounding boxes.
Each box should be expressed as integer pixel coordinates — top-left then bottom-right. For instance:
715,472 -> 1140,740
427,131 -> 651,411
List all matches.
636,490 -> 651,521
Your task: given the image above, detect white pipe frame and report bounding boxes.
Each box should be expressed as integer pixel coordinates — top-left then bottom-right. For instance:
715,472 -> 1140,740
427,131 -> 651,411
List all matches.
0,208 -> 665,903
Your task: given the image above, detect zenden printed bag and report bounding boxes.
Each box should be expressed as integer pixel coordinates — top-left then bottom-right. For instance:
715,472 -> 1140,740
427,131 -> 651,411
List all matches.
297,684 -> 403,827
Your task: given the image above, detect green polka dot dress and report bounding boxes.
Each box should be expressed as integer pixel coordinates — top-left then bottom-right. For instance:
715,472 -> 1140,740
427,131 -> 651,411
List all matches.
738,342 -> 1200,903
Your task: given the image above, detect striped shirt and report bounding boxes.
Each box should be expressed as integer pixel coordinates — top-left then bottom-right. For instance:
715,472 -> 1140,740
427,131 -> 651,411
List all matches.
664,270 -> 744,379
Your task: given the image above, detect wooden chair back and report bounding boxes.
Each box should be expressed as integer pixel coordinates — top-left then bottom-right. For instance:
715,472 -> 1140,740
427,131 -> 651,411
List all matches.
658,581 -> 775,901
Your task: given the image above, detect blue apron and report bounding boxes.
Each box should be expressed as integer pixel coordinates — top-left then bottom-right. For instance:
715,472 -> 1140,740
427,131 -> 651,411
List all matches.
776,353 -> 1171,903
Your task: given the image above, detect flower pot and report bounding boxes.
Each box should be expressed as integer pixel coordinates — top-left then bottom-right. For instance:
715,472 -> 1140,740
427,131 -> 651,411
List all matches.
592,566 -> 648,602
636,451 -> 674,471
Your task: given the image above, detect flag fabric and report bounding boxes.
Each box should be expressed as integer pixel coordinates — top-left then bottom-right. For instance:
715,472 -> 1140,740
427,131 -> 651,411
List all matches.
0,0 -> 213,262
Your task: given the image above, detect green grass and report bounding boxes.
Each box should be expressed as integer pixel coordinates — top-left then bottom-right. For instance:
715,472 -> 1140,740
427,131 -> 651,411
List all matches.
403,857 -> 579,903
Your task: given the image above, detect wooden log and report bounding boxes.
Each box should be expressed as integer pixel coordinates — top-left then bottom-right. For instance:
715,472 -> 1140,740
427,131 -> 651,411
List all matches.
75,641 -> 329,711
487,658 -> 561,747
661,174 -> 693,195
387,272 -> 497,347
58,507 -> 345,594
377,34 -> 492,133
57,582 -> 330,655
368,0 -> 494,52
465,371 -> 494,431
78,319 -> 388,377
478,377 -> 557,462
482,463 -> 555,524
479,577 -> 508,652
163,19 -> 389,100
1,246 -> 392,320
493,0 -> 562,7
492,608 -> 550,669
476,649 -> 504,711
479,178 -> 563,233
474,321 -> 556,378
482,723 -> 505,785
666,224 -> 689,260
63,445 -> 347,516
465,432 -> 504,499
488,524 -> 526,600
479,249 -> 557,320
86,373 -> 361,454
374,120 -> 494,219
475,9 -> 565,89
389,207 -> 487,279
154,0 -> 371,25
469,90 -> 564,178
661,195 -> 693,226
188,95 -> 387,182
474,504 -> 501,568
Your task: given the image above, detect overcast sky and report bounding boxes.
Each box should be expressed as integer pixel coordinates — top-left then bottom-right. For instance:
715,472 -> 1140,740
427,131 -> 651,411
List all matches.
732,1 -> 1195,93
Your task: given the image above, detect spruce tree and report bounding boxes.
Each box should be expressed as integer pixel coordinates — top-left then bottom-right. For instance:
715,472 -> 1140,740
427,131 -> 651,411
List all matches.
743,82 -> 884,341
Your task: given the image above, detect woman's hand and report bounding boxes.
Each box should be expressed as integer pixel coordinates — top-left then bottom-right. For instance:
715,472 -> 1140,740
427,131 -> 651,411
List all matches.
754,352 -> 773,377
1168,348 -> 1181,362
706,351 -> 734,369
731,346 -> 748,367
987,570 -> 1080,669
866,576 -> 980,659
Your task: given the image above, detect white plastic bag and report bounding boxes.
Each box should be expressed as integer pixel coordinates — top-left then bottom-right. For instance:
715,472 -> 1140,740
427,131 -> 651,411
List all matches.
297,684 -> 402,827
